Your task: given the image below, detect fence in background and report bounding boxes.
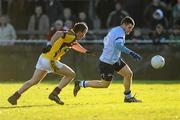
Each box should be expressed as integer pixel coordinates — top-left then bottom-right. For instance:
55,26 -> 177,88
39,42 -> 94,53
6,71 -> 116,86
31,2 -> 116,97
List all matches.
0,40 -> 180,81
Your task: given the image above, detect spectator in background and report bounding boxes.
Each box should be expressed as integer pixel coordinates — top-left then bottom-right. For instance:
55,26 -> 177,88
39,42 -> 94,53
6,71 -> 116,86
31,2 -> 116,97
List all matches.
0,15 -> 16,40
47,20 -> 63,41
8,0 -> 46,30
62,8 -> 75,24
123,0 -> 144,27
132,28 -> 143,40
63,20 -> 73,31
76,12 -> 93,30
28,5 -> 49,39
169,22 -> 180,40
143,0 -> 169,29
93,14 -> 101,30
149,24 -> 168,44
106,2 -> 129,28
44,0 -> 64,26
172,0 -> 180,25
95,0 -> 116,28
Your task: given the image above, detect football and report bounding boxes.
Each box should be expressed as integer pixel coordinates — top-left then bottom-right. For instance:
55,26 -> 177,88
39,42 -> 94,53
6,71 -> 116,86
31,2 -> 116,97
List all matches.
151,55 -> 165,69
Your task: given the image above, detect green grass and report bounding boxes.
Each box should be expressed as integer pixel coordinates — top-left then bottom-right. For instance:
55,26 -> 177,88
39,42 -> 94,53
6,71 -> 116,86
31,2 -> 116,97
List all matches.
0,80 -> 180,120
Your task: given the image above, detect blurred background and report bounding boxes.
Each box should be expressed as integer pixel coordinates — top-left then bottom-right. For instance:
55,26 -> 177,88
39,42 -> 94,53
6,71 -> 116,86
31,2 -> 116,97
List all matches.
0,0 -> 180,81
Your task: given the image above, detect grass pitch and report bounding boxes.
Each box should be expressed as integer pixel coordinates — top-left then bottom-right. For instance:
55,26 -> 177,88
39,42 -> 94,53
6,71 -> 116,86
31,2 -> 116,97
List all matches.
0,80 -> 180,120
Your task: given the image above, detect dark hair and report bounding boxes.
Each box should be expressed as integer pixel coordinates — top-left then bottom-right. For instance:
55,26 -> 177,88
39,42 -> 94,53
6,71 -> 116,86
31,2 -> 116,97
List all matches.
73,22 -> 88,33
121,16 -> 135,26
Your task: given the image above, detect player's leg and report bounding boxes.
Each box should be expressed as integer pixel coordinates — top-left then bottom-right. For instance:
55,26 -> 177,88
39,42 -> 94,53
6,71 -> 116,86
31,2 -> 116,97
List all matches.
116,60 -> 141,102
79,80 -> 111,88
73,61 -> 113,96
49,61 -> 75,105
117,64 -> 133,95
56,64 -> 76,89
8,69 -> 47,105
19,69 -> 47,94
73,80 -> 111,97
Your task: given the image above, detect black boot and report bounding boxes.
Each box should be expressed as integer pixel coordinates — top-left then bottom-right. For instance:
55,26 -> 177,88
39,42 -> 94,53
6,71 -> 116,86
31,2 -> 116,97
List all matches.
8,91 -> 21,105
48,87 -> 64,105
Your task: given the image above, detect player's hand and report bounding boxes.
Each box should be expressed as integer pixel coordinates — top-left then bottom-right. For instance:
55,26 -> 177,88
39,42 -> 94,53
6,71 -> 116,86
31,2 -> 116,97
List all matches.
42,45 -> 52,53
86,50 -> 97,56
129,51 -> 142,61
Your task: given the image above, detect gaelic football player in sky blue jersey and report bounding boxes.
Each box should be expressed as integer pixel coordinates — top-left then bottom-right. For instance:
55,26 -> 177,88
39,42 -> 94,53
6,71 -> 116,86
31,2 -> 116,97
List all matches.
74,16 -> 142,103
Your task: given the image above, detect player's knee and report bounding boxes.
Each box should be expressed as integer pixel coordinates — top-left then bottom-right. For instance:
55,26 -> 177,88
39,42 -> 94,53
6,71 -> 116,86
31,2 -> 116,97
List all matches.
68,71 -> 76,79
126,70 -> 133,78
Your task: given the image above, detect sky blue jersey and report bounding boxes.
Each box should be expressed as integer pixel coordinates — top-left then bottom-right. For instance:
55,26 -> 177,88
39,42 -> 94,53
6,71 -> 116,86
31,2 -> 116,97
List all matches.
99,26 -> 126,64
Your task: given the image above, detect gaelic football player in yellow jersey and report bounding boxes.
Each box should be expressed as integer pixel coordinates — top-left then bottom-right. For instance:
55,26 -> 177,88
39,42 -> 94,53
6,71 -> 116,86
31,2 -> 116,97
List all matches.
8,22 -> 92,105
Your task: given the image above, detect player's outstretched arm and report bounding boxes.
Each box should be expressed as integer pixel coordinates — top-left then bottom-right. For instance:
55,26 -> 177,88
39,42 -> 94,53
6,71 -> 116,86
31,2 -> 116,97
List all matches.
115,41 -> 142,61
71,42 -> 87,53
71,42 -> 96,56
129,51 -> 142,61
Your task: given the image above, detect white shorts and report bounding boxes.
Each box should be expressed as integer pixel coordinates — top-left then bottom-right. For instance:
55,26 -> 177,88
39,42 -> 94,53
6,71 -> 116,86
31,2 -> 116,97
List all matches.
36,55 -> 64,73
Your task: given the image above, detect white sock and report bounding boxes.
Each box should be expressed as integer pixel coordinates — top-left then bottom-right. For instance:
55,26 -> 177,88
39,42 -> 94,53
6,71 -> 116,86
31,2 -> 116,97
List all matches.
124,91 -> 132,99
125,93 -> 132,99
79,81 -> 88,88
79,81 -> 84,87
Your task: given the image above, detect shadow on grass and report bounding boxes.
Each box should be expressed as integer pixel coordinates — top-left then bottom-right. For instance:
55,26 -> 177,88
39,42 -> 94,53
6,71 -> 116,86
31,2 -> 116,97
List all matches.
0,104 -> 58,109
109,79 -> 180,84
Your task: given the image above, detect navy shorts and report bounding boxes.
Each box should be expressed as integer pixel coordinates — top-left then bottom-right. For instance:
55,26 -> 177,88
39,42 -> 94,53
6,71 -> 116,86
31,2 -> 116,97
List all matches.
99,60 -> 126,81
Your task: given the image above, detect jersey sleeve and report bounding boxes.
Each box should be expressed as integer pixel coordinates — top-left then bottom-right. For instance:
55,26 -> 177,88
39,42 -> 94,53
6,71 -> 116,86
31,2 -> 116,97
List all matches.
113,29 -> 131,54
114,30 -> 124,44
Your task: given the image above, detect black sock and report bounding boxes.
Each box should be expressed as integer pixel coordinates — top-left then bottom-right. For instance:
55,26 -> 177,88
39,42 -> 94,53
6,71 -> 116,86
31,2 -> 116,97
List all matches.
13,91 -> 21,99
124,90 -> 131,95
51,87 -> 61,95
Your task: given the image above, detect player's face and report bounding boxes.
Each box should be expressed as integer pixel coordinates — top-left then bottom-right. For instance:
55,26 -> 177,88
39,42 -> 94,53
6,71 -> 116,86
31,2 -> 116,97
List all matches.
124,24 -> 134,35
76,30 -> 87,40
